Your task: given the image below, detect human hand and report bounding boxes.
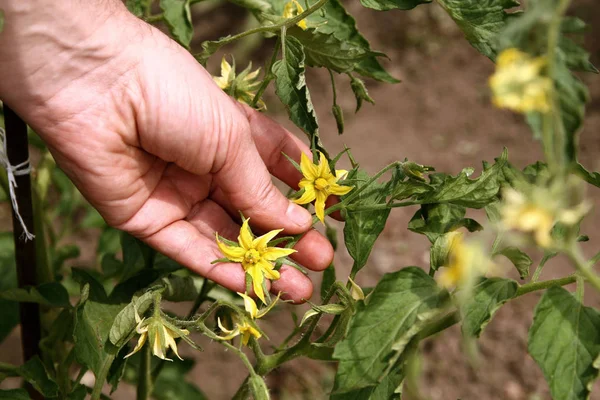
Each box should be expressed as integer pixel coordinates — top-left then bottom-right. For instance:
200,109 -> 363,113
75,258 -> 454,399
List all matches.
0,1 -> 334,302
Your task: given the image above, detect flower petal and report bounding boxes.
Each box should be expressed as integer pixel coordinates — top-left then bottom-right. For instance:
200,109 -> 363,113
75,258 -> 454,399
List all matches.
238,292 -> 258,319
238,219 -> 254,250
314,190 -> 327,223
258,259 -> 281,281
262,246 -> 296,261
249,266 -> 266,303
217,317 -> 235,335
124,332 -> 147,359
300,152 -> 318,181
221,56 -> 232,80
316,152 -> 330,178
335,169 -> 349,180
328,183 -> 353,196
253,228 -> 283,251
293,185 -> 316,205
163,326 -> 183,361
216,234 -> 245,262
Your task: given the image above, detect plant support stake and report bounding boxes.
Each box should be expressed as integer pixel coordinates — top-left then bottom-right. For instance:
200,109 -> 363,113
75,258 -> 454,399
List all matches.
3,106 -> 41,365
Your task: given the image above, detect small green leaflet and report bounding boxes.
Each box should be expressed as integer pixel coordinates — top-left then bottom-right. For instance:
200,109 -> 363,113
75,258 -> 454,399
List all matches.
574,162 -> 600,188
528,287 -> 600,400
349,75 -> 375,112
496,246 -> 532,279
330,361 -> 405,399
332,267 -> 448,393
125,0 -> 151,17
343,170 -> 392,275
408,203 -> 482,244
273,36 -> 326,155
159,0 -> 194,48
360,0 -> 430,11
437,0 -> 519,60
461,278 -> 517,338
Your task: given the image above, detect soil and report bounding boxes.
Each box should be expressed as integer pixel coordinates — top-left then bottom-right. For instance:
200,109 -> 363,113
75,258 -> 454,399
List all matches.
2,0 -> 600,399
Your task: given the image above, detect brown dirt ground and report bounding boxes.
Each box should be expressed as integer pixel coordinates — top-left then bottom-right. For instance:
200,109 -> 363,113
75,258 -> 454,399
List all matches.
2,0 -> 600,399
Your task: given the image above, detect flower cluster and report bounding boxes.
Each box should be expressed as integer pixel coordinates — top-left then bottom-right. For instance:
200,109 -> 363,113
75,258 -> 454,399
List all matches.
489,48 -> 552,113
213,57 -> 266,110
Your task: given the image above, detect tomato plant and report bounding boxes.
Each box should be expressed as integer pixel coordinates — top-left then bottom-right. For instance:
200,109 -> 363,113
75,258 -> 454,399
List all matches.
0,0 -> 599,399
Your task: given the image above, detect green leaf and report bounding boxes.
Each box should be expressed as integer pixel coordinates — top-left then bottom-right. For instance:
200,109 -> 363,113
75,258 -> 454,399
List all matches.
125,0 -> 151,17
321,264 -> 336,301
559,17 -> 599,73
415,149 -> 508,208
333,267 -> 448,393
528,287 -> 600,400
349,75 -> 375,112
0,282 -> 71,308
273,36 -> 325,154
437,0 -> 519,60
461,278 -> 517,338
109,290 -> 155,347
343,170 -> 391,274
0,389 -> 29,400
73,283 -> 123,386
330,361 -> 405,399
0,232 -> 19,342
18,356 -> 59,398
496,247 -> 532,280
574,162 -> 600,188
408,203 -> 482,244
159,0 -> 194,48
153,360 -> 208,400
67,385 -> 88,400
429,231 -> 460,271
290,28 -> 381,74
359,0 -> 429,11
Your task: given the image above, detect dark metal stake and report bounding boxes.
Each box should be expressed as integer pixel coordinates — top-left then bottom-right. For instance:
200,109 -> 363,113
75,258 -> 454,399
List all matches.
4,106 -> 42,397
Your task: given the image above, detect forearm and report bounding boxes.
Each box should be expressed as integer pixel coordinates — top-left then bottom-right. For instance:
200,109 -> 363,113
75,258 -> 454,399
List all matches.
0,1 -> 142,131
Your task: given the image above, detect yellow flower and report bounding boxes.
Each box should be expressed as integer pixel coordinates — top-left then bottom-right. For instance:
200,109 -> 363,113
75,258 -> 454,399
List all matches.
437,232 -> 485,289
216,292 -> 280,345
293,152 -> 353,222
489,48 -> 552,114
283,0 -> 308,30
501,188 -> 554,248
217,318 -> 262,346
216,219 -> 296,303
124,311 -> 191,361
213,57 -> 266,110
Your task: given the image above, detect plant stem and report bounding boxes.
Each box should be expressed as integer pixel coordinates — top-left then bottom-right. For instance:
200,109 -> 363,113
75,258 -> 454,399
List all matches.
328,69 -> 338,106
515,275 -> 576,297
136,344 -> 152,400
346,201 -> 420,212
145,13 -> 164,23
565,244 -> 600,292
250,38 -> 280,108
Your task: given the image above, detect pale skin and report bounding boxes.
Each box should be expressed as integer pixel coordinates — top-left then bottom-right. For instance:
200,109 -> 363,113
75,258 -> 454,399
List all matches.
0,0 -> 335,302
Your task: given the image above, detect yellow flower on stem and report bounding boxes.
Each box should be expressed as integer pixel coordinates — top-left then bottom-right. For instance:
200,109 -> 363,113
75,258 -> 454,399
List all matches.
216,219 -> 296,303
437,232 -> 486,289
216,292 -> 280,345
283,0 -> 308,30
293,152 -> 353,223
213,56 -> 266,110
124,310 -> 191,361
489,48 -> 552,114
501,188 -> 554,248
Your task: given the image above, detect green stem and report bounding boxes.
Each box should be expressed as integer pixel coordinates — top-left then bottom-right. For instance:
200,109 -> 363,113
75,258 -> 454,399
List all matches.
145,14 -> 164,23
565,244 -> 600,292
346,201 -> 419,212
576,275 -> 585,302
589,250 -> 600,267
197,0 -> 329,55
0,362 -> 20,376
515,275 -> 576,297
250,38 -> 280,108
328,69 -> 338,106
136,344 -> 152,400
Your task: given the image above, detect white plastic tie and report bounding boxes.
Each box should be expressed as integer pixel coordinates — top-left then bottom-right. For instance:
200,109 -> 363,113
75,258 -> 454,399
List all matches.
0,127 -> 35,241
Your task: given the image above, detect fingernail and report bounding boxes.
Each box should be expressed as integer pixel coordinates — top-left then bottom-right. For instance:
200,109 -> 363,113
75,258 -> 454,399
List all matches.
286,203 -> 311,228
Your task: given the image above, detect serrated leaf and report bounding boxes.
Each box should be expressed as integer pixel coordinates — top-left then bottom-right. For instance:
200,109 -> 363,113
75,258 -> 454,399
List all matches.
290,28 -> 381,73
415,149 -> 508,208
437,0 -> 519,60
461,278 -> 517,337
496,247 -> 532,279
159,0 -> 194,48
18,356 -> 59,398
574,162 -> 600,188
528,287 -> 600,400
343,170 -> 391,275
273,36 -> 326,154
332,267 -> 448,393
330,361 -> 405,400
408,203 -> 482,244
0,282 -> 71,308
321,264 -> 336,301
360,0 -> 429,11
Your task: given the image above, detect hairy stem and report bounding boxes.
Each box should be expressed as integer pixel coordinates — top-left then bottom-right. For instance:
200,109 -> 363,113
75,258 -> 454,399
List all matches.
515,275 -> 576,297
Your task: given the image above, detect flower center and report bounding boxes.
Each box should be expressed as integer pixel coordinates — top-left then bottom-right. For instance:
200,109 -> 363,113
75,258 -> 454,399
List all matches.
314,177 -> 329,191
244,249 -> 261,264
